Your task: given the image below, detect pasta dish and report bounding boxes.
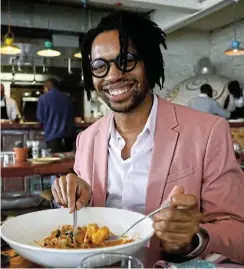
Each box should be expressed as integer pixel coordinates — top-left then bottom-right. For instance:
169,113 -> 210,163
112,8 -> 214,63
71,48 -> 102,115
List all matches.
35,224 -> 134,249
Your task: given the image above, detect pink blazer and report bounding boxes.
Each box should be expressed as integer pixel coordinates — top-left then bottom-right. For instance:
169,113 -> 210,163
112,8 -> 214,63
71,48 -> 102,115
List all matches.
74,96 -> 244,263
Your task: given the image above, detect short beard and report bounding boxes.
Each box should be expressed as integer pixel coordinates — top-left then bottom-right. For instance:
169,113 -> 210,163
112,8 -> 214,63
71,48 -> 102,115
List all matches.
99,85 -> 150,113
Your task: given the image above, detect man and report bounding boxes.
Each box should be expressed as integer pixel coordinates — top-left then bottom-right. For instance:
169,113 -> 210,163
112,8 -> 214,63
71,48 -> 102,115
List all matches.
0,83 -> 21,121
51,11 -> 244,263
187,84 -> 230,118
36,78 -> 76,153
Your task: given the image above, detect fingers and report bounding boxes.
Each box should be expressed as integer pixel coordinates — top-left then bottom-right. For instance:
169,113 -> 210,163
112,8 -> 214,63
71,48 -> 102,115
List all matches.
59,176 -> 68,205
170,194 -> 198,210
75,183 -> 91,210
153,208 -> 202,223
156,230 -> 193,245
66,173 -> 79,213
153,219 -> 200,235
166,185 -> 184,201
51,173 -> 92,213
51,178 -> 67,206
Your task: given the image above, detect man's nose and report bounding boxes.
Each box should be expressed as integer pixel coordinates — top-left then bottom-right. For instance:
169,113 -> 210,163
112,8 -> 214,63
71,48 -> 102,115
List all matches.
105,62 -> 123,82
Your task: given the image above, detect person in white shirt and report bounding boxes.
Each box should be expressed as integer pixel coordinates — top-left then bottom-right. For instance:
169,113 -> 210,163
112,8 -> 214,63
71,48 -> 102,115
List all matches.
187,84 -> 230,119
224,80 -> 244,119
0,84 -> 21,121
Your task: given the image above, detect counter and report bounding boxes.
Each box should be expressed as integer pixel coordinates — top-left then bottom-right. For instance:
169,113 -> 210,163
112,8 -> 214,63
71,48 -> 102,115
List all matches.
0,122 -> 93,152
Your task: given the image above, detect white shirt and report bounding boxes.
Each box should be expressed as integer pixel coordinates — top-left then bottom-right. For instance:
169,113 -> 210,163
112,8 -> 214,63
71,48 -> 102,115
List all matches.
0,97 -> 21,120
105,94 -> 158,214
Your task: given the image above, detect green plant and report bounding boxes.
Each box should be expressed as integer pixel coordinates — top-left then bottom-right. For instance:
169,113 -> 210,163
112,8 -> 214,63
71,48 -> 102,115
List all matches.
15,141 -> 24,148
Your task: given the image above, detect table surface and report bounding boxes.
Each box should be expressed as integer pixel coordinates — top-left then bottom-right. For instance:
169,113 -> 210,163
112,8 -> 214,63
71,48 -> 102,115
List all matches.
2,247 -> 163,268
2,247 -> 243,268
1,158 -> 75,177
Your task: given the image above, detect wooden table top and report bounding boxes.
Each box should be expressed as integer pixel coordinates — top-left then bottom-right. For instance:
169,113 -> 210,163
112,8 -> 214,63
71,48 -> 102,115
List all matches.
2,247 -> 163,268
2,247 -> 243,268
1,158 -> 74,177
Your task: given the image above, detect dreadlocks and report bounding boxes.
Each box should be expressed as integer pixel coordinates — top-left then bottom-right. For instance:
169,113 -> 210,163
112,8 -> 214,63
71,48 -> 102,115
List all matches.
81,10 -> 167,100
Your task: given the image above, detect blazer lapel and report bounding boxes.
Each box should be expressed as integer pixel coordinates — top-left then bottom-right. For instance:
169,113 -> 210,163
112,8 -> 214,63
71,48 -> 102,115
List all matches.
92,114 -> 112,207
145,98 -> 179,215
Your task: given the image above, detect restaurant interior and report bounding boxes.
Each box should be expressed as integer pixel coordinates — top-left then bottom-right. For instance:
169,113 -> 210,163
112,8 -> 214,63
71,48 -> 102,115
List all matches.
1,0 -> 244,267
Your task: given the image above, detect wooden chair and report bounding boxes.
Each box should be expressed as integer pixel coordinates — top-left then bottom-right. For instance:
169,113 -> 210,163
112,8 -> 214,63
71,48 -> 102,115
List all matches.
38,189 -> 54,209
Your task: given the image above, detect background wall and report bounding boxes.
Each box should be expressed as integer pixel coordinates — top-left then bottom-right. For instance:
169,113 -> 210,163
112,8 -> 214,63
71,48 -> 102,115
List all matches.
154,29 -> 210,97
210,21 -> 244,85
154,20 -> 244,101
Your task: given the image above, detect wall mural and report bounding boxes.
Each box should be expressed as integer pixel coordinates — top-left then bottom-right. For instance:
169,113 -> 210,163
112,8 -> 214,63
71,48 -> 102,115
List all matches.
167,74 -> 229,106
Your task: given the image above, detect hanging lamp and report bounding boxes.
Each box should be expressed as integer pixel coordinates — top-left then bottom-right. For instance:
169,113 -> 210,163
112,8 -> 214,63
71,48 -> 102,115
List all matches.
224,0 -> 244,56
37,40 -> 61,57
73,50 -> 82,58
37,0 -> 61,57
0,0 -> 21,55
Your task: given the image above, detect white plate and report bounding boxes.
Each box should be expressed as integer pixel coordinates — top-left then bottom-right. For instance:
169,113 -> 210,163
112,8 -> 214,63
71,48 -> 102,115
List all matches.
27,157 -> 61,164
228,118 -> 244,123
1,207 -> 154,268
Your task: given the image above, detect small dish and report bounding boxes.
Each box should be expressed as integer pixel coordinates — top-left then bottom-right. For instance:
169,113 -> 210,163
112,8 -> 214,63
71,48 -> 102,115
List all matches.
28,157 -> 61,164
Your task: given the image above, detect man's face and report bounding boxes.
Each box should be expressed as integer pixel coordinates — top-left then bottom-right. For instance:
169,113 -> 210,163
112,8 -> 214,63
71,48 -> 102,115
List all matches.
91,30 -> 149,113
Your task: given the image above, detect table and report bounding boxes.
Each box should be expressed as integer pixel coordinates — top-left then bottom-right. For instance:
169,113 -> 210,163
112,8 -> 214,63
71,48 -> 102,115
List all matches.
2,247 -> 163,268
2,247 -> 243,268
1,158 -> 75,178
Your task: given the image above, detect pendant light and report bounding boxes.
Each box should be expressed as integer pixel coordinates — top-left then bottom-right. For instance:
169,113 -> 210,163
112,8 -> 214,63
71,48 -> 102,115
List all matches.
37,40 -> 61,57
224,0 -> 244,56
0,0 -> 21,55
37,0 -> 61,57
73,50 -> 82,58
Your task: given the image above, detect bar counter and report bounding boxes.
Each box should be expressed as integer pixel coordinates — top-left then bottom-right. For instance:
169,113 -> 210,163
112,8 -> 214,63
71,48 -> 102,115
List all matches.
0,121 -> 93,152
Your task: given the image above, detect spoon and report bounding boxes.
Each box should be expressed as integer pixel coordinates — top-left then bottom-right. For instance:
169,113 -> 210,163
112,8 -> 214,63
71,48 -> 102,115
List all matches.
107,199 -> 171,241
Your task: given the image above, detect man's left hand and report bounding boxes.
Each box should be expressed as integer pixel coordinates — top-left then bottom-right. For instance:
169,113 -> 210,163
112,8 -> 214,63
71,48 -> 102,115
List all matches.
153,186 -> 203,254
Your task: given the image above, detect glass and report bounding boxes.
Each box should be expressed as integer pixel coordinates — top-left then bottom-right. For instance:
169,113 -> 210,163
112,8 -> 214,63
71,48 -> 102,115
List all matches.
79,253 -> 144,268
90,53 -> 140,78
1,153 -> 15,167
41,149 -> 52,158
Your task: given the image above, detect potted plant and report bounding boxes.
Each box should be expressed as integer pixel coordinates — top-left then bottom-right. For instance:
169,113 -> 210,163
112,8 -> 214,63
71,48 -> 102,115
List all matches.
13,141 -> 29,162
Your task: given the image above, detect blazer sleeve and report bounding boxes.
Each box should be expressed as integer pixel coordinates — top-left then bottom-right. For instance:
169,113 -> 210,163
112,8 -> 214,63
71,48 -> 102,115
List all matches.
200,117 -> 244,263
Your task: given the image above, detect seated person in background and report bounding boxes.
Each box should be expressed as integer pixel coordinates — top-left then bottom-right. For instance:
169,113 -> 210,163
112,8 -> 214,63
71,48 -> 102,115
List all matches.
52,11 -> 244,263
187,84 -> 230,119
224,80 -> 244,119
1,83 -> 21,121
36,78 -> 76,153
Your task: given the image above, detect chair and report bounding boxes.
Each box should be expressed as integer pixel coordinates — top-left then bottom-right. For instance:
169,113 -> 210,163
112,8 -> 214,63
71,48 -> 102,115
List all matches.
38,189 -> 54,209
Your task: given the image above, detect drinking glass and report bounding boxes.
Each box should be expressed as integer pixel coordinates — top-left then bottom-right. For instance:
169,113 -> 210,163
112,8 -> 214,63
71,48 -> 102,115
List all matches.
41,149 -> 52,158
79,253 -> 144,268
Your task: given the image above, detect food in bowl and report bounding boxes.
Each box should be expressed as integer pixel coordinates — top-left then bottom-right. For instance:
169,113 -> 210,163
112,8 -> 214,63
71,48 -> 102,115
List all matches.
1,207 -> 154,268
35,223 -> 134,249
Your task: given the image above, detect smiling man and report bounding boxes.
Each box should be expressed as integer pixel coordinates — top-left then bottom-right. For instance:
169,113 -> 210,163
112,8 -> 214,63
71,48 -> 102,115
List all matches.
51,11 -> 244,263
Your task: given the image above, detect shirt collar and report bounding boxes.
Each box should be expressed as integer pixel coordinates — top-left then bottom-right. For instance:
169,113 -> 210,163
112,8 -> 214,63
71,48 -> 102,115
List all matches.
199,93 -> 208,97
108,93 -> 158,139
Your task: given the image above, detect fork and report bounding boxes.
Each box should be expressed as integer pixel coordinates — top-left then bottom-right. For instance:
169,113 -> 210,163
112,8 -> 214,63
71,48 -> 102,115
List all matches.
107,199 -> 171,241
73,205 -> 78,243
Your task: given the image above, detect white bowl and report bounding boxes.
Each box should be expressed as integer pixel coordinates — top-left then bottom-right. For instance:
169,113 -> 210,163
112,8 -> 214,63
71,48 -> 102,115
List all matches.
1,207 -> 154,268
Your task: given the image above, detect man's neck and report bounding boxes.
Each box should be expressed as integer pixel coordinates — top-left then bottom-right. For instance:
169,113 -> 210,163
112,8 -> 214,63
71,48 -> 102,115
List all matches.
113,93 -> 153,137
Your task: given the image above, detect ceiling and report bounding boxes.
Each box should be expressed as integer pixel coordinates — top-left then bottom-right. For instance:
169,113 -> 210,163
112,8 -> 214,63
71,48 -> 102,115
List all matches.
185,0 -> 244,31
36,0 -> 201,12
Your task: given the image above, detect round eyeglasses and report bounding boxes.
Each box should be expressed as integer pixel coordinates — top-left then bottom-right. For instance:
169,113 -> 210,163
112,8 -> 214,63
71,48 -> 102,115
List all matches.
90,53 -> 140,78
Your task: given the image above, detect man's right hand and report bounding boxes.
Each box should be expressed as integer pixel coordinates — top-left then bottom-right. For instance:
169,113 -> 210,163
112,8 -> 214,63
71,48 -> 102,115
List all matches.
51,173 -> 92,213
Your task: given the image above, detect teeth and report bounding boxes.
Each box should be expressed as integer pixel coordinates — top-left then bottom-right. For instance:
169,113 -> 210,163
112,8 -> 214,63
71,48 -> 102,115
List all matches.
109,88 -> 130,96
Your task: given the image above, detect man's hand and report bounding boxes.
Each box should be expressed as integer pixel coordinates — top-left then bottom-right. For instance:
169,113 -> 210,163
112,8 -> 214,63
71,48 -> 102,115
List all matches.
51,173 -> 92,213
153,186 -> 203,254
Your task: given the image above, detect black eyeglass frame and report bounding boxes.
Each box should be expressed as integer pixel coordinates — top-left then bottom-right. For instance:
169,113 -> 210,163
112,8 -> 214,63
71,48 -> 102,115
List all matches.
90,53 -> 141,78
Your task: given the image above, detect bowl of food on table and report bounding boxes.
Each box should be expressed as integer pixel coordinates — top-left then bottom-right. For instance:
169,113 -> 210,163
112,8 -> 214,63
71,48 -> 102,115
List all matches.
1,207 -> 154,268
